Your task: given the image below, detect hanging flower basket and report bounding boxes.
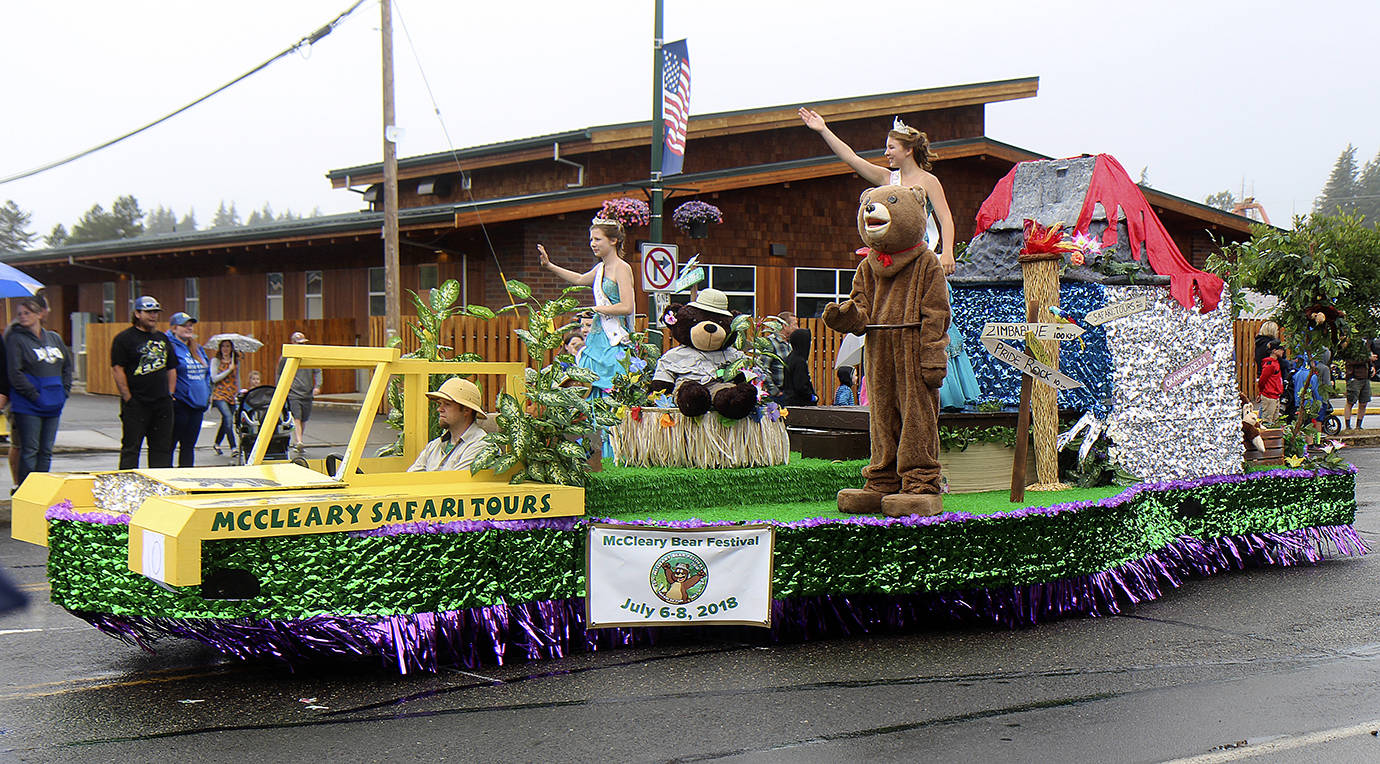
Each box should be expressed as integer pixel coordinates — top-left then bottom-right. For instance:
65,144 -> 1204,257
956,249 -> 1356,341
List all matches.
597,198 -> 651,229
672,201 -> 723,239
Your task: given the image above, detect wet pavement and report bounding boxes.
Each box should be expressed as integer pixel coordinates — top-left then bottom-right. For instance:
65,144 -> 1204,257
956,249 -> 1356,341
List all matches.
2,401 -> 1380,762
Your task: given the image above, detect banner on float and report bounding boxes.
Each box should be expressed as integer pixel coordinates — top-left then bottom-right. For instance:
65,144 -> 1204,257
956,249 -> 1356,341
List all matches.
586,523 -> 774,629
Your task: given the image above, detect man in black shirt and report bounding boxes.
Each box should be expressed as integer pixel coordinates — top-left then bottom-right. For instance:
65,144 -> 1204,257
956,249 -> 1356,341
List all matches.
110,295 -> 175,469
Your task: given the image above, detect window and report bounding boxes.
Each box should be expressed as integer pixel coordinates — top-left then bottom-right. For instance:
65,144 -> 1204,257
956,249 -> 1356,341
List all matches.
266,272 -> 284,320
794,267 -> 854,319
305,270 -> 323,320
666,264 -> 756,315
101,282 -> 115,322
184,278 -> 199,318
369,267 -> 386,316
418,264 -> 438,292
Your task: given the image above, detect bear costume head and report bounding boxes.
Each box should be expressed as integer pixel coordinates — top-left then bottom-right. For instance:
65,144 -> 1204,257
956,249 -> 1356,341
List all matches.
856,185 -> 930,274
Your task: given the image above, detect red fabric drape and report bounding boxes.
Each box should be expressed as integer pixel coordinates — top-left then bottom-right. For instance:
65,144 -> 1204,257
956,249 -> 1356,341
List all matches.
972,154 -> 1224,312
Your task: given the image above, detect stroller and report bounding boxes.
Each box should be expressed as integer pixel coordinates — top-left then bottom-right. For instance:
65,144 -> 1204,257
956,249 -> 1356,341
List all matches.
233,385 -> 295,464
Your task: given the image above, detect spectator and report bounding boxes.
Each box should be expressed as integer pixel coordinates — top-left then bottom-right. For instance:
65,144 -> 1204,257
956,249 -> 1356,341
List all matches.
560,333 -> 585,364
1257,340 -> 1284,424
766,311 -> 797,399
276,331 -> 321,456
209,339 -> 239,456
1344,347 -> 1375,430
833,365 -> 857,406
111,295 -> 174,469
1252,320 -> 1279,375
167,313 -> 210,467
247,370 -> 262,389
408,377 -> 489,472
779,327 -> 817,407
6,295 -> 71,486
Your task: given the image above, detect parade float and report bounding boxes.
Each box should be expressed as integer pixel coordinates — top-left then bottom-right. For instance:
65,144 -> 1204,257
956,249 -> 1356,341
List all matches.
11,156 -> 1363,674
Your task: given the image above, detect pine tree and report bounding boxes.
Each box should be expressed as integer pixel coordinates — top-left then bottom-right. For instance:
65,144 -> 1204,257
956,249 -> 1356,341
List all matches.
1354,149 -> 1380,226
67,195 -> 145,244
45,223 -> 68,248
1204,190 -> 1236,212
0,200 -> 36,251
145,205 -> 177,235
1314,144 -> 1359,216
178,209 -> 197,232
210,201 -> 241,229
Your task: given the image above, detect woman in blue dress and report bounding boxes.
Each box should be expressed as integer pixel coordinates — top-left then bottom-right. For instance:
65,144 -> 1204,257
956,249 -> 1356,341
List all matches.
799,108 -> 982,410
537,217 -> 636,394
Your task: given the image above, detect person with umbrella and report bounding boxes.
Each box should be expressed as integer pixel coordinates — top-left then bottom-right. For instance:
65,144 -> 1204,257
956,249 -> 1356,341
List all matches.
205,334 -> 260,456
6,294 -> 71,486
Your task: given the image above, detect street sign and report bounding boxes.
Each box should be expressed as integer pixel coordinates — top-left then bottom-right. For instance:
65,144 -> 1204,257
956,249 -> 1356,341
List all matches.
640,243 -> 679,292
1085,296 -> 1149,326
980,322 -> 1085,342
981,337 -> 1084,391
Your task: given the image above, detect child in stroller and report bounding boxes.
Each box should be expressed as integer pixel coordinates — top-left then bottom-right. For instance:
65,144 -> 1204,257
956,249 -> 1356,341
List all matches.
233,385 -> 296,464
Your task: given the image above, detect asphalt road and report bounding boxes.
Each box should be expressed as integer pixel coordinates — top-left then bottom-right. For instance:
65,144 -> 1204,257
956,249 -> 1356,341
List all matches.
2,443 -> 1380,762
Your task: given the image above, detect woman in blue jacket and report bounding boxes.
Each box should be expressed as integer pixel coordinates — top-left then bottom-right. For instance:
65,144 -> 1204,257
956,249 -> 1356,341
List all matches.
5,296 -> 72,486
167,312 -> 211,467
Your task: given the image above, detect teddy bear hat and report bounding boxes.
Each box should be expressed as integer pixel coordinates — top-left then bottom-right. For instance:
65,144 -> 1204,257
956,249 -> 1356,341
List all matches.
687,288 -> 732,316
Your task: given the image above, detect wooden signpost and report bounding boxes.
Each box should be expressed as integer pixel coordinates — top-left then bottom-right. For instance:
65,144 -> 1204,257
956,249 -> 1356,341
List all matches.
981,321 -> 1085,502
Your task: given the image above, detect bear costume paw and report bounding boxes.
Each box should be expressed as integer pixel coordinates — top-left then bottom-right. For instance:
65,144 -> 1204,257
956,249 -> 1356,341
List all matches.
880,493 -> 943,518
837,488 -> 886,514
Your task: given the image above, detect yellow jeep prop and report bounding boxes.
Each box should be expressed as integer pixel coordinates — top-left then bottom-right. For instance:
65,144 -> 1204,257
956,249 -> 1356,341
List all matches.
11,345 -> 583,586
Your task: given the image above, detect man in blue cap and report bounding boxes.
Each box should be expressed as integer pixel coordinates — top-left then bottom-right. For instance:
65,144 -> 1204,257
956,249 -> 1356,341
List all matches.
110,295 -> 174,468
167,312 -> 210,467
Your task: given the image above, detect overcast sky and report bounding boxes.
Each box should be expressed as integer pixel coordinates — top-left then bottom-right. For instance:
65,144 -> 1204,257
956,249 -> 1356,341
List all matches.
2,0 -> 1374,240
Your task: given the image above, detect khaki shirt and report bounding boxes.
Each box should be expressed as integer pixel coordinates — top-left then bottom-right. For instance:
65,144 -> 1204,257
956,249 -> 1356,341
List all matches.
407,422 -> 488,472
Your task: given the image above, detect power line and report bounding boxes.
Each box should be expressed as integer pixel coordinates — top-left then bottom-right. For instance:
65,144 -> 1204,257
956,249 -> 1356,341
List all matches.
0,0 -> 369,187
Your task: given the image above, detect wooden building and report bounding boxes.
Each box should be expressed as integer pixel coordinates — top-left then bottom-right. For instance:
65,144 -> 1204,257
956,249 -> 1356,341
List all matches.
1,76 -> 1255,371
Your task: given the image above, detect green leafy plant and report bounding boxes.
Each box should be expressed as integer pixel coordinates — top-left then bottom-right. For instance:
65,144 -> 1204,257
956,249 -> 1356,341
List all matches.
469,280 -> 615,486
718,314 -> 785,397
601,329 -> 663,410
938,425 -> 1021,452
378,279 -> 483,456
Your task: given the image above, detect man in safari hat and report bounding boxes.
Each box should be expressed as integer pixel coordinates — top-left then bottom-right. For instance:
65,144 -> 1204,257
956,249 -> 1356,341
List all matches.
407,376 -> 489,472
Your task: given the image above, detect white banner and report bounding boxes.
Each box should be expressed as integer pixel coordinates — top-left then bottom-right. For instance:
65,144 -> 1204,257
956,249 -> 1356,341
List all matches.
586,523 -> 774,628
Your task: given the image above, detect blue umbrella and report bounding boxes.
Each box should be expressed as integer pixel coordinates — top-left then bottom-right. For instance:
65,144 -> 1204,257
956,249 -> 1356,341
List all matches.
0,262 -> 43,298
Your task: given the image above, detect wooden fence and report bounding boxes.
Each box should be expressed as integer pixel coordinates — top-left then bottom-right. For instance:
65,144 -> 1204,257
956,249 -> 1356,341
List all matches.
86,319 -> 358,397
1234,318 -> 1266,402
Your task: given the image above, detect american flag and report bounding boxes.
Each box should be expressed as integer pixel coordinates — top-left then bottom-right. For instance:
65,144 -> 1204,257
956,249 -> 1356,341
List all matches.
660,39 -> 690,176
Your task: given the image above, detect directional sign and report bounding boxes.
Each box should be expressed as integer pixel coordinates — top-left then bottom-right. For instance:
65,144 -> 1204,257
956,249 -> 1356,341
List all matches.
1085,296 -> 1149,326
980,322 -> 1085,342
1162,349 -> 1215,392
640,243 -> 679,292
981,337 -> 1084,391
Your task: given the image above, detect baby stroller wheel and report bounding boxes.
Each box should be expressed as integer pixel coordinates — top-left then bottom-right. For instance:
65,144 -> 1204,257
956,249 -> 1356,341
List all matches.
1323,414 -> 1342,436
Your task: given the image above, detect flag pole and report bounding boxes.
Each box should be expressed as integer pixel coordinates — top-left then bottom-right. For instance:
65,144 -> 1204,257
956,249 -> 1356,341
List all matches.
649,0 -> 665,243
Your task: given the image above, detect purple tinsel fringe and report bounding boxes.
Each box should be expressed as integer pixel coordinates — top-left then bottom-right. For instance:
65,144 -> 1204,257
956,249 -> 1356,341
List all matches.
75,524 -> 1368,675
45,500 -> 128,525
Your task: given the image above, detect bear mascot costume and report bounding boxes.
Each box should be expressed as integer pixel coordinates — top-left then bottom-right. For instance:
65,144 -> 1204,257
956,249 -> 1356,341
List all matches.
650,288 -> 759,420
823,185 -> 951,517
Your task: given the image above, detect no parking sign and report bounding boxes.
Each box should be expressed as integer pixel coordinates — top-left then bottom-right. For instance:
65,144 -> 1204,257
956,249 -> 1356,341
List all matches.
640,243 -> 679,292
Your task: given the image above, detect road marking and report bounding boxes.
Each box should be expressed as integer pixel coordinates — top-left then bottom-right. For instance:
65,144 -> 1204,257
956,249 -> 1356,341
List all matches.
1164,719 -> 1380,762
0,628 -> 43,636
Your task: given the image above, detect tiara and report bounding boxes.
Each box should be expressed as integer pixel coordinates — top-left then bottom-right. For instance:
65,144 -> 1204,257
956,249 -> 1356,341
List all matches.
591,216 -> 622,227
891,116 -> 919,136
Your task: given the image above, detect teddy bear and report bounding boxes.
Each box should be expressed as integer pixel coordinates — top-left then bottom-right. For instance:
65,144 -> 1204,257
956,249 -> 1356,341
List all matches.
649,288 -> 759,419
1242,401 -> 1265,454
823,185 -> 951,518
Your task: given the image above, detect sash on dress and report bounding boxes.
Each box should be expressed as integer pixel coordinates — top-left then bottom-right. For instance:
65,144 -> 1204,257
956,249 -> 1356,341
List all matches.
592,262 -> 630,346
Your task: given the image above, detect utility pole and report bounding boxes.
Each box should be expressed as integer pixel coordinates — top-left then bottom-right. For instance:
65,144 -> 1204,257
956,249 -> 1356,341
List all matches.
381,0 -> 401,343
649,0 -> 665,243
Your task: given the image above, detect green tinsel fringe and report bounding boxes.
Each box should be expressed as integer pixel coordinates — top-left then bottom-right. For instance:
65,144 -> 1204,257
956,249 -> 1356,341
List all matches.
45,472 -> 1356,621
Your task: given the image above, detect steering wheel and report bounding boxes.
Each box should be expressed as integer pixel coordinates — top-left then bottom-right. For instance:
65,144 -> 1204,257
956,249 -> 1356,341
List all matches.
324,453 -> 364,477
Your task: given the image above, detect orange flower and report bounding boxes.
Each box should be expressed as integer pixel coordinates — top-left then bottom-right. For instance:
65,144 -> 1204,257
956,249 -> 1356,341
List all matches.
1020,219 -> 1077,256
659,413 -> 676,428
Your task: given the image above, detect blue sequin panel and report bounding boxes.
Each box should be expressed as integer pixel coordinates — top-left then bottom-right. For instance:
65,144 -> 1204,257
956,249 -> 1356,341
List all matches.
952,283 -> 1112,411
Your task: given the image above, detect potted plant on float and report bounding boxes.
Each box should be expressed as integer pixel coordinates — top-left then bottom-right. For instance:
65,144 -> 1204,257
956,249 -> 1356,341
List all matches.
671,200 -> 723,239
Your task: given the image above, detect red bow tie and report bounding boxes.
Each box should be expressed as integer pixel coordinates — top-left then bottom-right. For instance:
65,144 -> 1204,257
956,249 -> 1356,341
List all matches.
855,241 -> 923,269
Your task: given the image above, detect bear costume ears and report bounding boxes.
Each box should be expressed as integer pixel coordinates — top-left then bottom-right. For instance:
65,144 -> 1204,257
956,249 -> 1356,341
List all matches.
859,185 -> 926,206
